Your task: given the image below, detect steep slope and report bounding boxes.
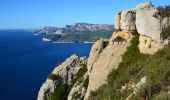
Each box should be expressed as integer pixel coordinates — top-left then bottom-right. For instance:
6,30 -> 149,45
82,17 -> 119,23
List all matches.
85,30 -> 133,99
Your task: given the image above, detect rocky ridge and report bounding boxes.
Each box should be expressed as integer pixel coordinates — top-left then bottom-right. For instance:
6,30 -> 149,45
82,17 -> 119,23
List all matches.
115,2 -> 169,54
37,55 -> 87,100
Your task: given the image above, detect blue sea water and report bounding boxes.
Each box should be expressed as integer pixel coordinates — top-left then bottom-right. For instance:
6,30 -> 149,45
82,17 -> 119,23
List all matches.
0,30 -> 92,100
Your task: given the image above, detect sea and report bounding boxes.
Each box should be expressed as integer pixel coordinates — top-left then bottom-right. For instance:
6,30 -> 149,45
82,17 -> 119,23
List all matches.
0,30 -> 93,100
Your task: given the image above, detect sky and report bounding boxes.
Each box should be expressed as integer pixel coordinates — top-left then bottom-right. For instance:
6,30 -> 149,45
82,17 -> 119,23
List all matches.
0,0 -> 169,29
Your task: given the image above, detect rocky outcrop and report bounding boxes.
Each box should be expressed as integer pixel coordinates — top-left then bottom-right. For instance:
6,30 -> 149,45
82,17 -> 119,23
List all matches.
114,2 -> 169,54
84,31 -> 133,99
114,13 -> 121,30
138,35 -> 169,54
120,10 -> 136,30
68,73 -> 88,100
87,38 -> 104,74
37,55 -> 87,100
115,2 -> 169,41
135,2 -> 162,40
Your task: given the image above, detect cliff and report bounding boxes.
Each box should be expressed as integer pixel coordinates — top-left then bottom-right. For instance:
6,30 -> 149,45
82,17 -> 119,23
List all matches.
37,2 -> 170,100
37,55 -> 87,100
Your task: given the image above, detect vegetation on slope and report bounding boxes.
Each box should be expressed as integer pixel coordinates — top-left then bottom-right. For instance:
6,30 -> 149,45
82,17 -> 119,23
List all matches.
47,63 -> 88,100
162,26 -> 170,40
157,5 -> 170,18
89,30 -> 170,100
45,30 -> 113,42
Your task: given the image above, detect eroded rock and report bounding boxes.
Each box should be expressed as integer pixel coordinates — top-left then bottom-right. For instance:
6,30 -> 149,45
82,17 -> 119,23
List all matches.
87,38 -> 104,74
138,35 -> 168,55
120,10 -> 136,31
37,55 -> 87,100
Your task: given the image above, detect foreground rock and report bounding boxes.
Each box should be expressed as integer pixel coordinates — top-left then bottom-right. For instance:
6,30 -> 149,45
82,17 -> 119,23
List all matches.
84,30 -> 133,99
37,55 -> 87,100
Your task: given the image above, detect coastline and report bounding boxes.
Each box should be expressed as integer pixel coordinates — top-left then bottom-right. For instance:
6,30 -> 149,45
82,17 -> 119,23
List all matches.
52,41 -> 94,44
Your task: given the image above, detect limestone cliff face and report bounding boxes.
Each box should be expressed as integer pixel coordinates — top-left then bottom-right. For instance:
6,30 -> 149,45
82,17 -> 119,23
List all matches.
84,30 -> 133,99
87,38 -> 104,75
37,55 -> 87,100
114,2 -> 169,54
115,2 -> 168,41
136,3 -> 162,40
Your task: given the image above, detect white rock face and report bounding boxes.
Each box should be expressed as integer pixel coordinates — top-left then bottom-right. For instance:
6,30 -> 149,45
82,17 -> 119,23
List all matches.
37,55 -> 87,100
84,31 -> 133,99
114,13 -> 121,30
135,2 -> 153,9
161,18 -> 169,30
114,2 -> 169,41
37,79 -> 58,100
87,38 -> 104,74
120,10 -> 136,30
135,2 -> 165,41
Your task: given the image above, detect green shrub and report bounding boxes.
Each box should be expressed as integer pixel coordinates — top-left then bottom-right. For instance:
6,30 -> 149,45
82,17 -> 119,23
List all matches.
48,62 -> 88,100
114,36 -> 125,42
157,5 -> 170,18
161,26 -> 170,40
153,92 -> 170,100
72,92 -> 81,100
48,74 -> 59,81
47,84 -> 68,100
103,41 -> 109,48
83,75 -> 89,90
89,30 -> 170,100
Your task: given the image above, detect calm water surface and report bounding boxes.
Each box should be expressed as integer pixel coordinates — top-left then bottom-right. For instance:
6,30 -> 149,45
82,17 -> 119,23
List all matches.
0,30 -> 92,100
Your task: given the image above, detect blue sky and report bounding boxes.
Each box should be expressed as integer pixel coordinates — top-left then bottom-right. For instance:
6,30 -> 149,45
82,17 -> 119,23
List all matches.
0,0 -> 169,29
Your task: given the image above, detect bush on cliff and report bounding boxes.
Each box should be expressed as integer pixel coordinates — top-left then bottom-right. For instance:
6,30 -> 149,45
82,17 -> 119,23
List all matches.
48,74 -> 59,81
161,26 -> 170,40
89,30 -> 170,100
157,5 -> 170,18
47,63 -> 88,100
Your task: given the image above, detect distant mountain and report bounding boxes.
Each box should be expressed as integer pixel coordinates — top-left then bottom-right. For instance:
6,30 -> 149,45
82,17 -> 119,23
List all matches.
34,23 -> 114,42
34,23 -> 114,35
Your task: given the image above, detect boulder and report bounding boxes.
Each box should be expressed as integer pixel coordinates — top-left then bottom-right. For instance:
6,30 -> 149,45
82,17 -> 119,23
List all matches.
136,3 -> 162,40
120,10 -> 136,30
